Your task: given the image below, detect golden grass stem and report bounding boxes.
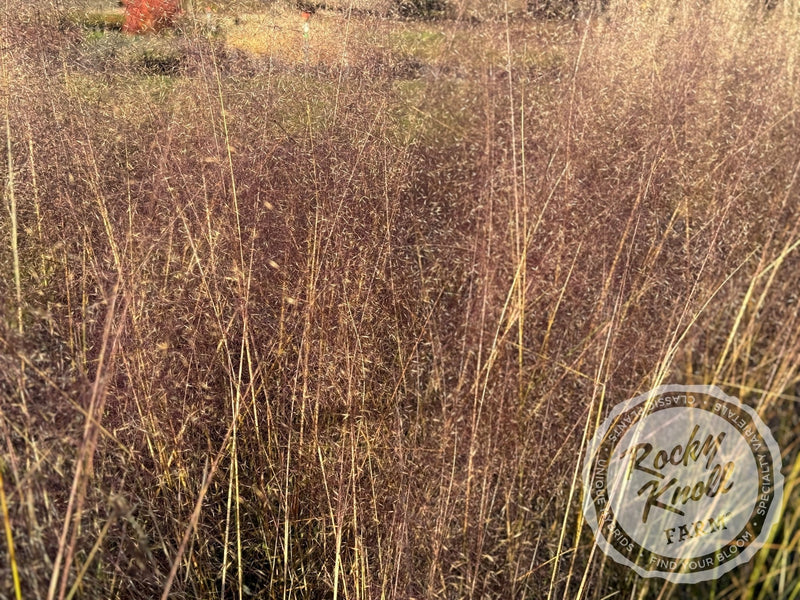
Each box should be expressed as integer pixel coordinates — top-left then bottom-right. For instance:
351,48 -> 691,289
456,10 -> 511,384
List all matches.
0,465 -> 23,600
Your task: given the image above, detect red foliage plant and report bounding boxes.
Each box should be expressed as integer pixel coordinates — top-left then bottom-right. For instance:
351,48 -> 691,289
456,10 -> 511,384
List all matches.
121,0 -> 181,33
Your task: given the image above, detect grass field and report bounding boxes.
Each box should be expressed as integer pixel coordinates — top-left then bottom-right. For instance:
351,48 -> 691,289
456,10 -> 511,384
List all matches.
2,0 -> 800,598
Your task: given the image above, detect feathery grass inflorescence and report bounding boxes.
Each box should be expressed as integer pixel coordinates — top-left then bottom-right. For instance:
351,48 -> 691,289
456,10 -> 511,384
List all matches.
1,1 -> 799,598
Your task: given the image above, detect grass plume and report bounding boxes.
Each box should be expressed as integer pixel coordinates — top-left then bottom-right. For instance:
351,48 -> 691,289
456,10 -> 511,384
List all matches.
1,0 -> 800,598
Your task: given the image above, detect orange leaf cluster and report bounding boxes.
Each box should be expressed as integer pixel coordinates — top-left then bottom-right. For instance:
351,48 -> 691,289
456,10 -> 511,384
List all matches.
121,0 -> 181,33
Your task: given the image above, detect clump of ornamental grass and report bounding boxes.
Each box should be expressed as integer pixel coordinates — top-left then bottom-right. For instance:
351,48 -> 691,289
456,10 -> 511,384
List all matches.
1,0 -> 799,599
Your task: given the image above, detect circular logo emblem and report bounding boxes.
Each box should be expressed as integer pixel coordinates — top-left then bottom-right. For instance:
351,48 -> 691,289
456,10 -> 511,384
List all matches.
582,385 -> 783,583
